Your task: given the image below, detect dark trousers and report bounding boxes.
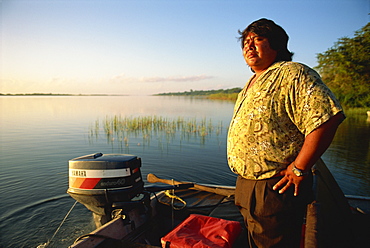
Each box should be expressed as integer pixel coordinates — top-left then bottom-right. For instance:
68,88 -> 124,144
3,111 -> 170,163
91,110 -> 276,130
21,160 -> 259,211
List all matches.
235,175 -> 313,248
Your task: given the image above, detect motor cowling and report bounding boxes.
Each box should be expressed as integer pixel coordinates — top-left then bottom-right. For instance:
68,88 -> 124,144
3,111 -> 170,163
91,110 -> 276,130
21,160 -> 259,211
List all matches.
67,153 -> 145,227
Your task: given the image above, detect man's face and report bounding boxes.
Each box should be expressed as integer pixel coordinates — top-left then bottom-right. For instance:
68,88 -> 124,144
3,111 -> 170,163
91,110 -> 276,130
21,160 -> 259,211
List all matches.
243,33 -> 277,73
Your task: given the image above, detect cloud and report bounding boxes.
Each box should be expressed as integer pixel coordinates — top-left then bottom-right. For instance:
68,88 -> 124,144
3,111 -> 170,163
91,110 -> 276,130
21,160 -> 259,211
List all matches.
110,74 -> 137,84
110,73 -> 214,84
140,75 -> 214,83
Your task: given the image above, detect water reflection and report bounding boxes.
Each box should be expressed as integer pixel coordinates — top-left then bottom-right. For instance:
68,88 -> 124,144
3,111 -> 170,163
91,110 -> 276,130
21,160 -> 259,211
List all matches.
323,112 -> 370,196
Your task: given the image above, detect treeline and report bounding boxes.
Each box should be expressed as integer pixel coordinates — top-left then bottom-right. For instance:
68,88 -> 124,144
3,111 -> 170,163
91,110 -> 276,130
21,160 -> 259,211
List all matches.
0,93 -> 72,96
0,93 -> 121,96
315,22 -> 369,108
155,87 -> 242,100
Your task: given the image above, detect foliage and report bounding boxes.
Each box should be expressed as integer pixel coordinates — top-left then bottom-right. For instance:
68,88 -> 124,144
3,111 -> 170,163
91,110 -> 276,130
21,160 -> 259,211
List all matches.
154,88 -> 242,97
315,23 -> 370,108
207,92 -> 239,101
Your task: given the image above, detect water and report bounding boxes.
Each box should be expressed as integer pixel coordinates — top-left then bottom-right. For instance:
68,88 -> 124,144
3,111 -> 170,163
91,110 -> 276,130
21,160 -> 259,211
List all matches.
0,96 -> 369,247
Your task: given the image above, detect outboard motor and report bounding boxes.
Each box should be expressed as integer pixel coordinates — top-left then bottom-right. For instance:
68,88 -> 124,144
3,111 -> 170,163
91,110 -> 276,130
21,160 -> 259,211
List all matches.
67,153 -> 149,227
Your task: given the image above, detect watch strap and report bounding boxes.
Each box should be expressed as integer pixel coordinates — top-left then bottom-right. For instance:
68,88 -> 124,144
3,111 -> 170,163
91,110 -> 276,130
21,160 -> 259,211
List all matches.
293,162 -> 309,176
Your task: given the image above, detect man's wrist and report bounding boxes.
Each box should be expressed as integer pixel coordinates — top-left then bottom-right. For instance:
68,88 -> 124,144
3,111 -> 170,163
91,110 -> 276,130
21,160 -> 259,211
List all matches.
292,161 -> 309,177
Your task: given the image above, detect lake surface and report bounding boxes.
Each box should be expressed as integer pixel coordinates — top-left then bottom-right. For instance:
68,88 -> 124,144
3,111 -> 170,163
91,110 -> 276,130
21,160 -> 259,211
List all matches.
0,96 -> 369,247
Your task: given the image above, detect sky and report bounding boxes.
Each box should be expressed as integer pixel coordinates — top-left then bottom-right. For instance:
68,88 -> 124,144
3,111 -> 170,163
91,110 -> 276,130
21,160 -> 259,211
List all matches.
1,0 -> 369,95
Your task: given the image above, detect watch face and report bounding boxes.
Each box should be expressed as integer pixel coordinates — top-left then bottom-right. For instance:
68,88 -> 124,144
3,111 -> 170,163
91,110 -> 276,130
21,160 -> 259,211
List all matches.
293,168 -> 302,177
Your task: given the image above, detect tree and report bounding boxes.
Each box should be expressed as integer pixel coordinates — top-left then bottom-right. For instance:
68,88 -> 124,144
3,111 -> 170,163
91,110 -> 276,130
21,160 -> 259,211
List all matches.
315,23 -> 370,107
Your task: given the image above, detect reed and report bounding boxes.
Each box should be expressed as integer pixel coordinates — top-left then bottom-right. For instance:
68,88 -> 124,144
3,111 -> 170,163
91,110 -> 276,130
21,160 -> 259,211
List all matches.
88,115 -> 224,149
343,107 -> 368,115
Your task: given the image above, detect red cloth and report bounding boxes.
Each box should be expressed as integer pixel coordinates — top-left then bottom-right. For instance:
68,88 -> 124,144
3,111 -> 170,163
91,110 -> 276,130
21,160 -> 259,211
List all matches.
161,214 -> 242,248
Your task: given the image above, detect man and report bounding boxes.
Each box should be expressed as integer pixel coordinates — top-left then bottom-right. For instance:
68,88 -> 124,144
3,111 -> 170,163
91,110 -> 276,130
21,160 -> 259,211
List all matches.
227,18 -> 345,247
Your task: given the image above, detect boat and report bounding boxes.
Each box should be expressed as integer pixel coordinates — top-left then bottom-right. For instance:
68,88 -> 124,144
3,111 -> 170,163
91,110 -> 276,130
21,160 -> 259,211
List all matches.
66,153 -> 370,248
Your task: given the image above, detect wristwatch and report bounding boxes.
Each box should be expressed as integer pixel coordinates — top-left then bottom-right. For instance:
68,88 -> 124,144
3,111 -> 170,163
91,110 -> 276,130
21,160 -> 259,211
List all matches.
292,163 -> 309,177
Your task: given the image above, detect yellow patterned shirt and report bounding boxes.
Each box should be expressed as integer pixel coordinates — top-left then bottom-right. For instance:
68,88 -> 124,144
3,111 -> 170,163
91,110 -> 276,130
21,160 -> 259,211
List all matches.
227,61 -> 344,180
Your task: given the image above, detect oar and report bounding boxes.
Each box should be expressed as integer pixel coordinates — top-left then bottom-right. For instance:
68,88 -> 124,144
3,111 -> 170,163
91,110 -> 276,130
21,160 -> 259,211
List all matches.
147,173 -> 235,197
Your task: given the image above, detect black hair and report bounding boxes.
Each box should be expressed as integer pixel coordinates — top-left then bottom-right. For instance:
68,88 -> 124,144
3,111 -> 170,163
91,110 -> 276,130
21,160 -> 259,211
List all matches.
238,18 -> 294,62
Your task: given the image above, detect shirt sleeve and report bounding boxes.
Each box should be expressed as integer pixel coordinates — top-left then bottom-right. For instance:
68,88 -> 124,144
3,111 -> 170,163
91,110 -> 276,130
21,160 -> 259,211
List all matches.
285,64 -> 344,136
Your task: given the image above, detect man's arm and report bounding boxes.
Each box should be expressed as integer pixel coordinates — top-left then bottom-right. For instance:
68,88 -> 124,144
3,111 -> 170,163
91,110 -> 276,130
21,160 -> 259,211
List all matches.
273,112 -> 345,196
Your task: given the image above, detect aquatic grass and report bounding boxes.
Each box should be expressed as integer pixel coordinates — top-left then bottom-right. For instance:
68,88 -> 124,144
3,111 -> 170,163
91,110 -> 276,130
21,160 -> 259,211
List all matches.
342,107 -> 368,115
88,115 -> 224,151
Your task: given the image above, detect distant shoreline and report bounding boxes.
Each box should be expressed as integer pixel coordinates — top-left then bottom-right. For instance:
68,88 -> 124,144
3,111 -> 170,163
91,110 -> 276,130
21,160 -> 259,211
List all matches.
0,88 -> 242,100
154,88 -> 242,101
0,93 -> 126,96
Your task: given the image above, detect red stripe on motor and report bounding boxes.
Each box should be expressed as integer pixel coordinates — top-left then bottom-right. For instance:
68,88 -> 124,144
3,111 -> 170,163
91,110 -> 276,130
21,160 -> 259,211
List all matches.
78,178 -> 101,189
